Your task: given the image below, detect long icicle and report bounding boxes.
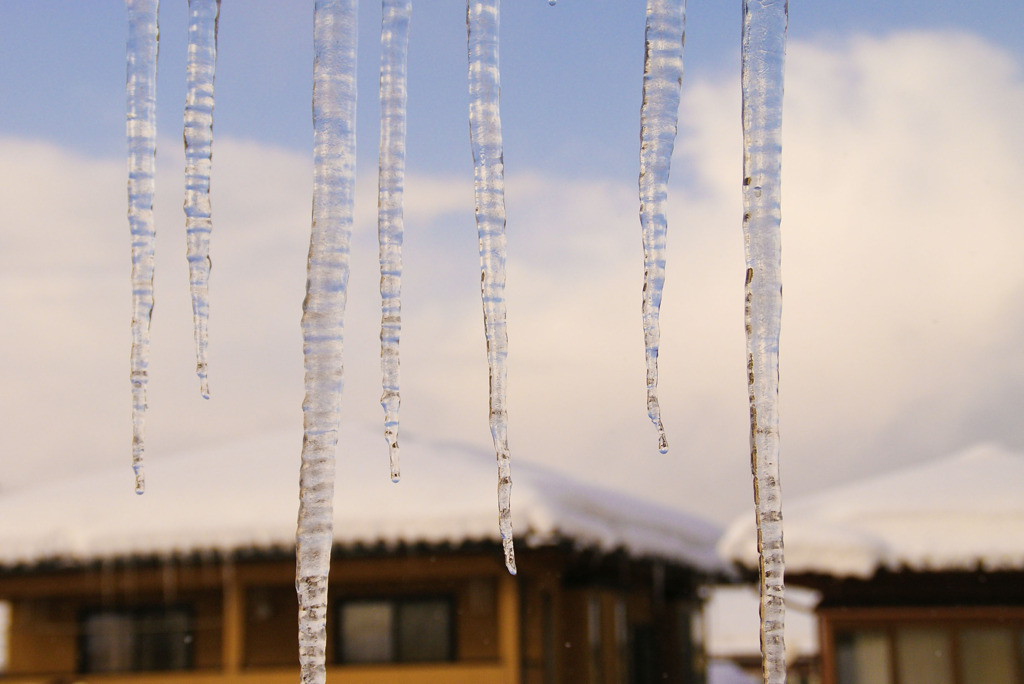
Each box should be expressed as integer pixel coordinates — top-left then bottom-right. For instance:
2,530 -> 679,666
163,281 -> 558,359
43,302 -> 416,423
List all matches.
378,0 -> 412,483
126,0 -> 159,495
183,0 -> 219,400
296,1 -> 357,682
184,0 -> 220,401
741,1 -> 788,682
467,0 -> 516,575
638,0 -> 685,455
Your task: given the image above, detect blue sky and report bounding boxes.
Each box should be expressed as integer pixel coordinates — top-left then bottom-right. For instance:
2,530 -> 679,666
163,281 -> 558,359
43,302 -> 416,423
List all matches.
3,2 -> 1021,171
0,2 -> 1023,529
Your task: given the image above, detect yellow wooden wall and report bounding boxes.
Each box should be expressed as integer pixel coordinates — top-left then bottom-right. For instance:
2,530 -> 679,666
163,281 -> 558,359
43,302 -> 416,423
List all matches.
0,551 -> 522,683
0,550 -> 695,684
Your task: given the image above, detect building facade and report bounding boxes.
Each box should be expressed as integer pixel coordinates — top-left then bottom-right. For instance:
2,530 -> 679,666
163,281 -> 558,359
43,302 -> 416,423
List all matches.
810,569 -> 1024,684
719,443 -> 1024,684
0,427 -> 723,683
1,546 -> 708,683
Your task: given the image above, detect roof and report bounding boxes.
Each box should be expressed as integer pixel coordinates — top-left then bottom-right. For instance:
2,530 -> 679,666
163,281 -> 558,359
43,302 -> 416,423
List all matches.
718,443 -> 1024,578
0,424 -> 722,572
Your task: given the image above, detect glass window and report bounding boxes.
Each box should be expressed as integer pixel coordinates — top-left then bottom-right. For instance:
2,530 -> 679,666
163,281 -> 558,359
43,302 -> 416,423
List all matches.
615,598 -> 628,684
135,608 -> 190,671
80,606 -> 191,673
83,611 -> 134,672
630,623 -> 656,684
896,628 -> 953,684
0,601 -> 9,673
833,622 -> 1024,684
835,630 -> 892,684
588,594 -> 604,684
541,592 -> 557,684
340,601 -> 394,663
337,596 -> 453,664
958,627 -> 1015,684
397,599 -> 451,662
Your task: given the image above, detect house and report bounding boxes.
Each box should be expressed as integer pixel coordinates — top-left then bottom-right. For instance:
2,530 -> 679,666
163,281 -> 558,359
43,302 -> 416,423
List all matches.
0,425 -> 723,683
719,443 -> 1024,684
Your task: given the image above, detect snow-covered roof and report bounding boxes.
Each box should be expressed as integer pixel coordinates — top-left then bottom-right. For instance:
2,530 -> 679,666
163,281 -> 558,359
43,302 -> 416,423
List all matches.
0,425 -> 722,572
718,443 -> 1024,578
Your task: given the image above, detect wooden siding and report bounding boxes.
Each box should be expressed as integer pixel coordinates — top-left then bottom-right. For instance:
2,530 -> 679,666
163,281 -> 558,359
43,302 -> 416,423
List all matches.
818,605 -> 1024,684
0,548 -> 701,683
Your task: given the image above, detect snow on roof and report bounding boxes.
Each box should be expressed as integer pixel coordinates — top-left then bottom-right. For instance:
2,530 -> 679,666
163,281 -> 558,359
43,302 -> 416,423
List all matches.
0,424 -> 722,572
718,443 -> 1024,578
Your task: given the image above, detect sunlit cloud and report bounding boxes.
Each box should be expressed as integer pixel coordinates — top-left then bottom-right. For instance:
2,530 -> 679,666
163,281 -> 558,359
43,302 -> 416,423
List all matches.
0,30 -> 1021,525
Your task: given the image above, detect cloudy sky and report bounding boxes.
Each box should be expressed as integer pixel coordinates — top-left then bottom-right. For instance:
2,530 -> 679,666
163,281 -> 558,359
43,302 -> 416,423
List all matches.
0,1 -> 1022,530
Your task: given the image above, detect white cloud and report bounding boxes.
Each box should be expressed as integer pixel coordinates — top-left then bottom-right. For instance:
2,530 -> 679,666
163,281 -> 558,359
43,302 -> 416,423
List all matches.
673,30 -> 1024,497
0,30 -> 1021,527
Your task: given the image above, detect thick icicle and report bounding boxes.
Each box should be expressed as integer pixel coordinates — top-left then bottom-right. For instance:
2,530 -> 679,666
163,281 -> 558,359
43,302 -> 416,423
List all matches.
378,0 -> 411,483
296,1 -> 357,683
182,0 -> 220,399
741,1 -> 788,683
467,0 -> 516,575
638,0 -> 685,455
126,0 -> 159,495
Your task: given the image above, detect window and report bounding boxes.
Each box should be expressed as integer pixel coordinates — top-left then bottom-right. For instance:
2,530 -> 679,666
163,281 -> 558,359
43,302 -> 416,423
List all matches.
895,628 -> 953,684
958,627 -> 1017,684
833,618 -> 1024,684
337,597 -> 453,664
615,598 -> 629,684
79,606 -> 192,673
588,594 -> 604,684
0,600 -> 9,673
836,630 -> 891,684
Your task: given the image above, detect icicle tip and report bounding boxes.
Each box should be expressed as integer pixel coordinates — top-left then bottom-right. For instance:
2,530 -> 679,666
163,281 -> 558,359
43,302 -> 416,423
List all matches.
198,365 -> 210,400
503,538 -> 517,575
647,391 -> 669,454
389,442 -> 401,483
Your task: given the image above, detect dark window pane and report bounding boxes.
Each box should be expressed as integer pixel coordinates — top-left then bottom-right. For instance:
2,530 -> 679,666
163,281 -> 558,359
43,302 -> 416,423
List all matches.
0,601 -> 9,673
589,594 -> 604,684
397,599 -> 451,662
958,627 -> 1015,684
82,611 -> 134,672
340,601 -> 393,663
541,592 -> 556,684
895,628 -> 952,684
338,597 -> 454,665
630,624 -> 657,684
134,608 -> 190,671
835,630 -> 892,684
81,607 -> 190,673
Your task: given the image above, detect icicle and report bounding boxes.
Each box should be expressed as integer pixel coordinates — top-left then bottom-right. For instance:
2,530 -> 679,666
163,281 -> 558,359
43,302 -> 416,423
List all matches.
183,0 -> 220,399
638,0 -> 684,456
467,0 -> 516,576
126,0 -> 159,495
296,1 -> 357,683
741,1 -> 788,683
378,0 -> 411,484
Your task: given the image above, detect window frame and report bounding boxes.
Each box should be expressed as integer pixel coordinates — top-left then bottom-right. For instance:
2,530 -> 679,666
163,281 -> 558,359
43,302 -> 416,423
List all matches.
822,606 -> 1024,684
76,603 -> 195,674
334,594 -> 456,665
